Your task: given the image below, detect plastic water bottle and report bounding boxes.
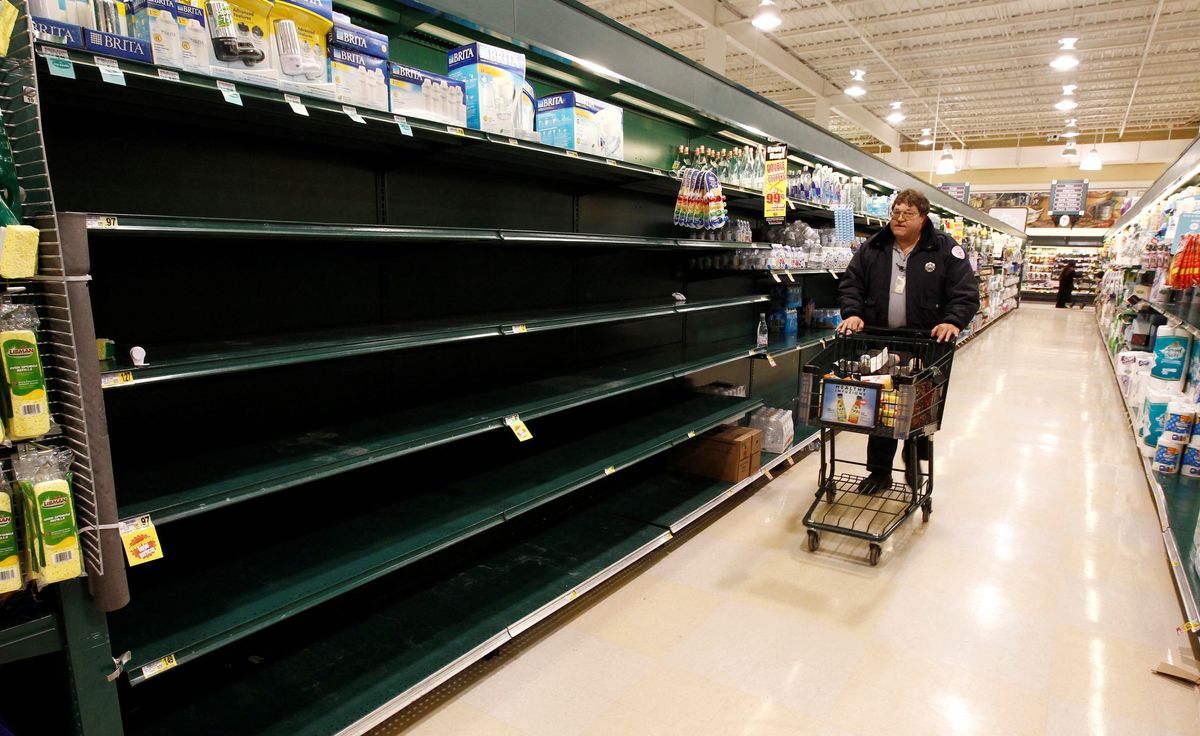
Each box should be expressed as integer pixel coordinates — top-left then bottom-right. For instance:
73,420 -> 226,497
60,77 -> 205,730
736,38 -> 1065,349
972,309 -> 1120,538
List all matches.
757,313 -> 769,347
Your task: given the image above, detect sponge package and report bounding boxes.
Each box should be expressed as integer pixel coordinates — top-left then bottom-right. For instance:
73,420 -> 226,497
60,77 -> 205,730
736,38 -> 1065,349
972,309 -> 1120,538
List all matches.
0,303 -> 50,440
13,447 -> 80,588
0,224 -> 39,279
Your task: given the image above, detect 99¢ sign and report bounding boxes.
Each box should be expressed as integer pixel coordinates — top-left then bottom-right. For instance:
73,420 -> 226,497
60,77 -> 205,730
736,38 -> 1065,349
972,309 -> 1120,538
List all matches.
764,143 -> 788,224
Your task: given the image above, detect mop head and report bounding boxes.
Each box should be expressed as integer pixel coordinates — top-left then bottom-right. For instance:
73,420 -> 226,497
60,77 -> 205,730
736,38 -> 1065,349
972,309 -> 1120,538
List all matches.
0,225 -> 39,279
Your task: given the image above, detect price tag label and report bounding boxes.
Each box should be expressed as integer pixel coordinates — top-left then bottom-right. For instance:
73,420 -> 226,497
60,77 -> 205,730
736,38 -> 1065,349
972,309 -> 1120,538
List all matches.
785,456 -> 795,466
763,468 -> 774,480
604,466 -> 616,476
565,150 -> 579,158
86,215 -> 119,229
504,414 -> 533,442
785,271 -> 795,282
215,80 -> 242,106
687,431 -> 696,438
828,269 -> 838,278
393,116 -> 413,136
771,272 -> 781,283
94,56 -> 124,86
43,47 -> 75,79
342,104 -> 365,124
119,515 -> 163,566
140,654 -> 177,681
284,93 -> 308,116
507,138 -> 519,146
100,370 -> 135,389
766,354 -> 777,367
605,159 -> 618,166
157,68 -> 179,82
447,126 -> 465,136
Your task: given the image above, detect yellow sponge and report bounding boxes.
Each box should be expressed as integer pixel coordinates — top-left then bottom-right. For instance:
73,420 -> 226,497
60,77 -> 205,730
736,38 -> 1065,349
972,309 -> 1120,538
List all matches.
29,478 -> 81,585
1,328 -> 49,439
0,225 -> 39,279
0,489 -> 20,593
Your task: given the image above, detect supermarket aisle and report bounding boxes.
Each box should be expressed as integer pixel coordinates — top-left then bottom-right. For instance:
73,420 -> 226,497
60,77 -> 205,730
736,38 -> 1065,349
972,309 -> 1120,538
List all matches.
393,305 -> 1200,736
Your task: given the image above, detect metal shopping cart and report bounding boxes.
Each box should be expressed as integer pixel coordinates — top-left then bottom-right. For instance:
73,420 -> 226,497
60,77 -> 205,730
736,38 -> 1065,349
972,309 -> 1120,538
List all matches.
799,328 -> 956,566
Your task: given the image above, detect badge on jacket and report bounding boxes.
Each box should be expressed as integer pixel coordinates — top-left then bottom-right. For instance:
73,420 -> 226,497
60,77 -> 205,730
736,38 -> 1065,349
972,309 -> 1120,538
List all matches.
925,262 -> 936,272
951,245 -> 966,259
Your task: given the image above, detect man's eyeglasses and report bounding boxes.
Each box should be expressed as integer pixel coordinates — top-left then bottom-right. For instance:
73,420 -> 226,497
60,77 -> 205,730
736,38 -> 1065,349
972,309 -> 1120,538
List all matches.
891,209 -> 921,222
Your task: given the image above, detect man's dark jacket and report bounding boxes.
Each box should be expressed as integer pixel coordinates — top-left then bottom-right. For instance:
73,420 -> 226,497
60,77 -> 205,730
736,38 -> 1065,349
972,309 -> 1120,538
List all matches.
838,218 -> 980,331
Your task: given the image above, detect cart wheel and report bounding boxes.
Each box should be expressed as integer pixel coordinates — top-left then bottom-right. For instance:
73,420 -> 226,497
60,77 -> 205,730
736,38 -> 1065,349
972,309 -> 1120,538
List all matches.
921,499 -> 932,523
807,530 -> 820,552
867,543 -> 881,566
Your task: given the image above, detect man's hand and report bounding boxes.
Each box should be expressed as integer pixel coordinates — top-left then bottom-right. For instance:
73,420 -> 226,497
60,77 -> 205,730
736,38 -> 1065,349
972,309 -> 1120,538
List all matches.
931,323 -> 960,343
838,316 -> 864,335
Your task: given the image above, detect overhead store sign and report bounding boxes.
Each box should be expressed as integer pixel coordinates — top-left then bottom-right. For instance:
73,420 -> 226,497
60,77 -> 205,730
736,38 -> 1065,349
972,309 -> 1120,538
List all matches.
764,143 -> 788,224
1050,179 -> 1089,216
939,182 -> 970,203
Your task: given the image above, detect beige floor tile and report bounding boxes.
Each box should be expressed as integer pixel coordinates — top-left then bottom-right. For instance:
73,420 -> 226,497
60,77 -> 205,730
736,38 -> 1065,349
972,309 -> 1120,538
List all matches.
826,644 -> 1049,736
398,702 -> 528,736
568,574 -> 725,658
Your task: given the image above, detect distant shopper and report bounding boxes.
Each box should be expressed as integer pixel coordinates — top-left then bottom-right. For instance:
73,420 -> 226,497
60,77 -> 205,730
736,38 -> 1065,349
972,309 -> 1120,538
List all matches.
836,189 -> 980,495
1056,260 -> 1077,308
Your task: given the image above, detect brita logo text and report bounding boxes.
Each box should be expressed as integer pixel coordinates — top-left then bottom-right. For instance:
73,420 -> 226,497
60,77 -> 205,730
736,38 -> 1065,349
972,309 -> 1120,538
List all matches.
87,31 -> 149,56
332,48 -> 370,66
391,65 -> 424,83
538,95 -> 565,110
479,45 -> 523,70
176,4 -> 204,21
1164,345 -> 1186,360
6,346 -> 33,358
42,497 -> 67,510
32,18 -> 82,47
448,47 -> 474,66
335,28 -> 370,50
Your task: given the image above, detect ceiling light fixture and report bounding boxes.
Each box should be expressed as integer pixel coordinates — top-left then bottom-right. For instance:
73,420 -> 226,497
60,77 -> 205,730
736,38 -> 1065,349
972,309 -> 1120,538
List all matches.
1055,84 -> 1078,111
886,101 -> 905,124
1080,129 -> 1104,171
1062,119 -> 1080,138
936,144 -> 956,175
844,69 -> 867,97
1062,141 -> 1079,158
1050,37 -> 1080,71
751,0 -> 782,31
917,128 -> 933,146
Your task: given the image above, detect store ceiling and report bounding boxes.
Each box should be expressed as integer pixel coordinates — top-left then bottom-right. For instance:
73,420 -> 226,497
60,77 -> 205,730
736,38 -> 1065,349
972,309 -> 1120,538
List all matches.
579,0 -> 1200,150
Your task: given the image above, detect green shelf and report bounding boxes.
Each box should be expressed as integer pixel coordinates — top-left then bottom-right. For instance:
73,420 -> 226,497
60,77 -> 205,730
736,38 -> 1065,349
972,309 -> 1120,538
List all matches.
111,393 -> 759,683
0,614 -> 60,666
123,502 -> 670,736
114,339 -> 773,524
79,212 -> 771,252
98,294 -> 768,388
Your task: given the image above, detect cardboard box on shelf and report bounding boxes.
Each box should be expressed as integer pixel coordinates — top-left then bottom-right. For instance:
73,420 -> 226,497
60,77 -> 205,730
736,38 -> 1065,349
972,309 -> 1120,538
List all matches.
675,424 -> 763,483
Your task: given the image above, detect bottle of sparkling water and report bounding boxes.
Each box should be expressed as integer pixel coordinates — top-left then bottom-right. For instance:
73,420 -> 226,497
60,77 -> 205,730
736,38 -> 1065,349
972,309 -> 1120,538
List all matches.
757,313 -> 769,347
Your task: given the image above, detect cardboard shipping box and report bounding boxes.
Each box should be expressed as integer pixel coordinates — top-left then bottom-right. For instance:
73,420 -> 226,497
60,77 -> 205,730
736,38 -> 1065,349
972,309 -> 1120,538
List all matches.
675,425 -> 763,483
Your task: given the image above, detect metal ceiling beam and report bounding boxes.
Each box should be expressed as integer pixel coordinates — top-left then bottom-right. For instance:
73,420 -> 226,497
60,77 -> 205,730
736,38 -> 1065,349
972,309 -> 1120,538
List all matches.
662,0 -> 901,147
1120,0 -> 1167,138
785,6 -> 1192,54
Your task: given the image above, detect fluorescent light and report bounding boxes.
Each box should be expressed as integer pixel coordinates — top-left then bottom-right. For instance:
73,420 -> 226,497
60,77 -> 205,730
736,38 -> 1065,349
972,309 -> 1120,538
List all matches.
886,101 -> 905,124
936,144 -> 956,175
1080,146 -> 1103,171
1062,119 -> 1079,138
917,128 -> 933,145
1050,37 -> 1080,71
752,0 -> 782,30
1055,84 -> 1078,111
576,59 -> 620,81
844,69 -> 866,98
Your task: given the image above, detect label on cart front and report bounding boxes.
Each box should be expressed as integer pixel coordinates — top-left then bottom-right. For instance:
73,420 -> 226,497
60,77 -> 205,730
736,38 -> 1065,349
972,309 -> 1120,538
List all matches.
819,378 -> 880,430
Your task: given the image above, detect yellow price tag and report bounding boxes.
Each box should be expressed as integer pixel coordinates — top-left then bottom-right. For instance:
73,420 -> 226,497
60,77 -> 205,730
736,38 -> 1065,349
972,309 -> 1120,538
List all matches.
766,354 -> 777,367
100,371 -> 135,388
604,466 -> 616,476
119,515 -> 164,566
509,324 -> 528,334
763,468 -> 774,480
505,415 -> 533,442
786,456 -> 795,466
447,126 -> 466,136
141,654 -> 177,681
687,431 -> 696,438
87,215 -> 120,229
565,150 -> 580,158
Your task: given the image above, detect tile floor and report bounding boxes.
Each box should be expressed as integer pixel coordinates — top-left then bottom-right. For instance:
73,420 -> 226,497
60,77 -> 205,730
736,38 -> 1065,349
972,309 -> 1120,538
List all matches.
389,305 -> 1200,735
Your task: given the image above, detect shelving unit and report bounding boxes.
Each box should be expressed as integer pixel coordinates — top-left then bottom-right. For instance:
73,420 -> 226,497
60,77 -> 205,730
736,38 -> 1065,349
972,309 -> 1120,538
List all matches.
0,1 -> 1025,734
1022,242 -> 1101,301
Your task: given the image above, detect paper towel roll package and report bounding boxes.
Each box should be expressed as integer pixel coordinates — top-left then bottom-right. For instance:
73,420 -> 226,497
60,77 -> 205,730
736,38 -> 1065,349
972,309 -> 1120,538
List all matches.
1142,390 -> 1176,451
1154,438 -> 1184,474
1183,446 -> 1200,477
1165,401 -> 1196,442
1152,327 -> 1192,387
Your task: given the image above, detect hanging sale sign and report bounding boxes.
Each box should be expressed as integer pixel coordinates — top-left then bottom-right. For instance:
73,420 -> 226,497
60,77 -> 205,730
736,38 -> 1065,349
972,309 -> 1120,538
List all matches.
1050,179 -> 1089,216
939,182 -> 970,203
764,143 -> 788,224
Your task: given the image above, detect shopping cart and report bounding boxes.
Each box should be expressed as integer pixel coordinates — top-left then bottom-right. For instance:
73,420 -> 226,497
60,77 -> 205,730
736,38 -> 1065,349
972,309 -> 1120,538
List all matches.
799,327 -> 956,565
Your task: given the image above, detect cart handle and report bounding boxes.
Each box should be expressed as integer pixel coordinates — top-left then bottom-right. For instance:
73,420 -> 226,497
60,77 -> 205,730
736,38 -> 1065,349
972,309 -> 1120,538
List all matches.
843,326 -> 936,339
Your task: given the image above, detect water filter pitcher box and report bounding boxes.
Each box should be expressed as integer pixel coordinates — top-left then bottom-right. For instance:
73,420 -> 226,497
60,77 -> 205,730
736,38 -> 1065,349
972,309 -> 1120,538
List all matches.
84,0 -> 155,63
388,63 -> 466,126
128,0 -> 182,68
328,14 -> 389,110
174,0 -> 213,73
29,0 -> 91,48
447,41 -> 526,134
535,91 -> 624,158
518,80 -> 535,134
205,0 -> 278,88
269,0 -> 334,96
